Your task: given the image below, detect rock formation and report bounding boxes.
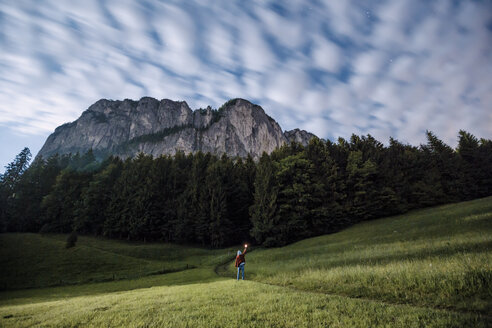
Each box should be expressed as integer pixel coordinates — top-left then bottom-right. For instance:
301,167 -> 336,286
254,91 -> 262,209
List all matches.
37,97 -> 316,160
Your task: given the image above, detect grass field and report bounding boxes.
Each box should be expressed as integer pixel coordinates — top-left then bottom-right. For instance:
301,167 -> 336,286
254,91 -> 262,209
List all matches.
223,197 -> 492,315
1,197 -> 491,327
0,233 -> 236,290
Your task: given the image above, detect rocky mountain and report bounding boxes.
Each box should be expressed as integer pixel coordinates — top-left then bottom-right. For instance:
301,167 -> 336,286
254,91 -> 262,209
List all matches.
37,97 -> 316,160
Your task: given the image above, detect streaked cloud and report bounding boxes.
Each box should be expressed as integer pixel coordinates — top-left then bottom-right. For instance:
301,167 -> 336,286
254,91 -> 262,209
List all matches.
0,0 -> 491,167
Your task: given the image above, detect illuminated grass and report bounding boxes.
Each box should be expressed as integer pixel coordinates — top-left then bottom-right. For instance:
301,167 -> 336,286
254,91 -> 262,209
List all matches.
0,280 -> 487,328
224,197 -> 492,315
0,268 -> 224,307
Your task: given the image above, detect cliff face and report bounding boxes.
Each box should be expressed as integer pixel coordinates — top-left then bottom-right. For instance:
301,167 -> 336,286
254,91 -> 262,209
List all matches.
37,97 -> 316,160
284,128 -> 317,145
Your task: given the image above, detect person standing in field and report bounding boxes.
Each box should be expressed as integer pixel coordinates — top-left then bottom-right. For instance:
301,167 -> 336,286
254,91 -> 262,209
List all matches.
235,244 -> 248,280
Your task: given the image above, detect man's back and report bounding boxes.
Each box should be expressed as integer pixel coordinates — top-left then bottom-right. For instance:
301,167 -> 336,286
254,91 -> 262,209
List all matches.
235,253 -> 245,267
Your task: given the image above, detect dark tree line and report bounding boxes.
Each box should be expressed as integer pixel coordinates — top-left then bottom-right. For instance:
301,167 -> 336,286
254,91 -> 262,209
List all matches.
1,130 -> 491,247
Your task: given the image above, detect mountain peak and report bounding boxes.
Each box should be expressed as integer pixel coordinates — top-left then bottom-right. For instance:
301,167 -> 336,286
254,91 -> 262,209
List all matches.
284,129 -> 318,145
37,98 -> 316,160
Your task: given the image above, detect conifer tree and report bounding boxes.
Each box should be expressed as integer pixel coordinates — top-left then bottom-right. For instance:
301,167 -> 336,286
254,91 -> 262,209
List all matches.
457,130 -> 481,198
305,138 -> 345,232
150,155 -> 177,241
250,153 -> 279,246
345,150 -> 378,221
206,160 -> 231,248
0,148 -> 31,231
171,152 -> 194,243
41,169 -> 91,233
74,159 -> 122,235
11,157 -> 46,232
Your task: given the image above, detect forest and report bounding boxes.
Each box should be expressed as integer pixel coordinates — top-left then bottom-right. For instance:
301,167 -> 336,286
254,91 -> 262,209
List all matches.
0,130 -> 491,247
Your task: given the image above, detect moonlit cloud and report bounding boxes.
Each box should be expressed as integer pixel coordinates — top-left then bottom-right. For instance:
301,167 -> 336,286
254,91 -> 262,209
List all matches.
256,6 -> 303,49
312,37 -> 343,73
239,18 -> 276,73
0,0 -> 491,167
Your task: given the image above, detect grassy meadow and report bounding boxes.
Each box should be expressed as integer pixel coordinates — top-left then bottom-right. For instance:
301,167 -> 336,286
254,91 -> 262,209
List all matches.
224,196 -> 492,315
1,197 -> 491,327
0,280 -> 484,328
0,233 -> 237,290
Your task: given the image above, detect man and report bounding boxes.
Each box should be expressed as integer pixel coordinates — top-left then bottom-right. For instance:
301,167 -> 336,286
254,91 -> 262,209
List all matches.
235,244 -> 248,280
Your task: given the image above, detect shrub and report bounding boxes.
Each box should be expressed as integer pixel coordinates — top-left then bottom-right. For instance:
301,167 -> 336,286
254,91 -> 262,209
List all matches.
66,231 -> 78,248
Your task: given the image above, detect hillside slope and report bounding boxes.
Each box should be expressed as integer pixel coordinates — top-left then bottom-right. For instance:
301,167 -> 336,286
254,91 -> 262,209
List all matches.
221,196 -> 492,315
0,234 -> 235,290
0,197 -> 491,327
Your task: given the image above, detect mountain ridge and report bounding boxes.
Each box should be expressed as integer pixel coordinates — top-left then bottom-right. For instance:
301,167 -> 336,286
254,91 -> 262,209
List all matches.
37,97 -> 316,160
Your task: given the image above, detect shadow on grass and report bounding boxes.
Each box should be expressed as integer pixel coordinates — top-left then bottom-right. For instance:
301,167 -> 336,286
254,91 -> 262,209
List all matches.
0,267 -> 223,306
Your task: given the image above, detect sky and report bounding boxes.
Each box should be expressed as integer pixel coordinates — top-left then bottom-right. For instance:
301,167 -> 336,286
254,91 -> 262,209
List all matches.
1,0 -> 491,169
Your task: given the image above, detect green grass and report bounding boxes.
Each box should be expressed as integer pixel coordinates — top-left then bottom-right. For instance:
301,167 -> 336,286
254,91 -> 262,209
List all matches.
222,197 -> 492,315
43,234 -> 237,268
0,268 -> 224,307
0,280 -> 486,328
0,233 -> 236,290
1,197 -> 491,327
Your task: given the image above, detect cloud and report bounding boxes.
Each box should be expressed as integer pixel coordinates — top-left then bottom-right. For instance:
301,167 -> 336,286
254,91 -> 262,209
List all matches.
389,55 -> 415,83
266,65 -> 308,108
320,1 -> 365,41
0,0 -> 491,165
241,71 -> 265,101
151,3 -> 202,76
205,23 -> 236,69
300,116 -> 331,138
352,50 -> 387,76
239,17 -> 276,73
312,37 -> 343,73
255,5 -> 303,49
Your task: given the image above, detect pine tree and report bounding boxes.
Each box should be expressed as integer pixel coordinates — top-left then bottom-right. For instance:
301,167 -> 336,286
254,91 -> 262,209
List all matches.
345,150 -> 379,221
227,157 -> 255,243
74,159 -> 122,235
149,155 -> 177,241
105,153 -> 155,240
206,160 -> 231,248
170,152 -> 194,243
249,153 -> 279,246
41,169 -> 91,233
11,157 -> 46,232
305,138 -> 345,233
274,153 -> 312,245
421,131 -> 460,204
104,158 -> 133,239
457,130 -> 481,199
0,148 -> 32,232
178,152 -> 212,245
476,138 -> 492,196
